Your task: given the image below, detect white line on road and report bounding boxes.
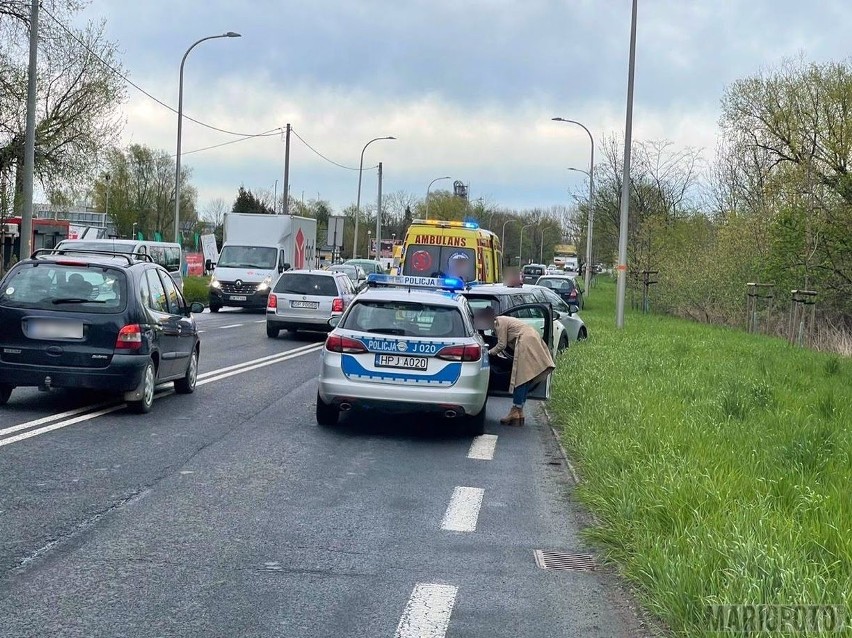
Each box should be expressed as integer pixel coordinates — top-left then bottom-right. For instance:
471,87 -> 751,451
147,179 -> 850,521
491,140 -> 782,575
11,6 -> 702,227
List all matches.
196,342 -> 320,380
0,344 -> 323,448
440,486 -> 485,532
394,583 -> 458,638
254,319 -> 266,323
467,434 -> 498,460
217,323 -> 243,329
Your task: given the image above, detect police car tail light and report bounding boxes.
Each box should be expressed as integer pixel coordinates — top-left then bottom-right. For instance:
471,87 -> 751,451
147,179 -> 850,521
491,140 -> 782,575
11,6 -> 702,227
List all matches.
267,294 -> 278,309
436,344 -> 481,362
331,297 -> 344,313
325,335 -> 367,354
115,324 -> 142,351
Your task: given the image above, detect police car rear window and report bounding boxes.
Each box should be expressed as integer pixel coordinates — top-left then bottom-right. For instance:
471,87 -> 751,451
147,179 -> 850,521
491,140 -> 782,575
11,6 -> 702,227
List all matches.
274,273 -> 338,296
341,300 -> 468,338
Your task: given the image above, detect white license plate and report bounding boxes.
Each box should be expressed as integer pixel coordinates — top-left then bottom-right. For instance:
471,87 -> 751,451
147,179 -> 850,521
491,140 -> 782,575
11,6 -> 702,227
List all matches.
229,295 -> 247,301
290,300 -> 319,309
375,354 -> 428,370
28,319 -> 84,340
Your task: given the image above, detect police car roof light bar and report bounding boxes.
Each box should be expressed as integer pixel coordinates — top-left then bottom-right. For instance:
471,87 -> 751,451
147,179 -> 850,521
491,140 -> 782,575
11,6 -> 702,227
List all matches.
366,273 -> 466,291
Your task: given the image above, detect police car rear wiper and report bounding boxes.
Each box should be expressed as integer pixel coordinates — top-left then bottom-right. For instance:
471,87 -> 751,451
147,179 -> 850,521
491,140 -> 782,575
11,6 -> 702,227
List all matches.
366,328 -> 406,336
52,298 -> 107,304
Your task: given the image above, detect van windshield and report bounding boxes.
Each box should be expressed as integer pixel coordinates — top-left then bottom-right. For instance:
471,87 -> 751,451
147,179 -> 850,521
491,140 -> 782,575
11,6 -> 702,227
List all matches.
58,241 -> 136,254
218,246 -> 277,269
402,245 -> 475,281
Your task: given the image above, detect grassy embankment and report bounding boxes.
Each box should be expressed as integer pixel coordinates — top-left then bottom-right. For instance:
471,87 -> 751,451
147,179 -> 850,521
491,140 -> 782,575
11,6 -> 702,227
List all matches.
550,278 -> 851,637
182,275 -> 210,305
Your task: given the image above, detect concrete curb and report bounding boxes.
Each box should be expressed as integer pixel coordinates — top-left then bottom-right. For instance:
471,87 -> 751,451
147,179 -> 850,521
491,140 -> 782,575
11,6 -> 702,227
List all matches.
541,405 -> 581,485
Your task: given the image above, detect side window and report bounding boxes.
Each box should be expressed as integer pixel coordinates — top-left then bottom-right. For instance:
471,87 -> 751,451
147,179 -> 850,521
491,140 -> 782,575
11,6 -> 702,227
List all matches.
139,272 -> 150,308
145,269 -> 169,313
148,245 -> 166,268
531,288 -> 549,304
510,294 -> 527,308
542,288 -> 570,312
158,269 -> 183,314
338,276 -> 353,294
165,247 -> 181,272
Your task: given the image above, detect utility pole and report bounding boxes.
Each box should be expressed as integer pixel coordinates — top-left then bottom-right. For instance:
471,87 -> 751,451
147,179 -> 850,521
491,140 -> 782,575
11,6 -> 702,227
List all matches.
20,0 -> 39,259
616,0 -> 638,329
105,173 -> 111,221
282,123 -> 291,215
375,162 -> 383,263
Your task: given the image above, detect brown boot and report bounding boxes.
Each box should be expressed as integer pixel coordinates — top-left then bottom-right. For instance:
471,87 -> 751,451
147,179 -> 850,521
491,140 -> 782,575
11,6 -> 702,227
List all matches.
500,406 -> 525,427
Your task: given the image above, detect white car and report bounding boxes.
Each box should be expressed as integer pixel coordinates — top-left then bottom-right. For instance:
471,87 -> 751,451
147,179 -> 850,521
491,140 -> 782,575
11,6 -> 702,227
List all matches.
316,274 -> 555,433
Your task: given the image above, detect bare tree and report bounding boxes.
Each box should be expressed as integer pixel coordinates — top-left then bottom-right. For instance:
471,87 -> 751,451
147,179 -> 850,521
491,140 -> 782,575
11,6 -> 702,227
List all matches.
203,198 -> 228,228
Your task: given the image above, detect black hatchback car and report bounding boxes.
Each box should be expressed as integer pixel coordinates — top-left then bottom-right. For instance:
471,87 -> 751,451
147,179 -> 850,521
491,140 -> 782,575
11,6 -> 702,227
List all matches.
0,249 -> 204,413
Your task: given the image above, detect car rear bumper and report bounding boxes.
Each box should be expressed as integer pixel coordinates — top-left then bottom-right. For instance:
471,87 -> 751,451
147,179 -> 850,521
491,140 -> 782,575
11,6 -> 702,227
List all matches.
317,352 -> 488,416
209,288 -> 269,308
267,311 -> 336,332
0,354 -> 148,392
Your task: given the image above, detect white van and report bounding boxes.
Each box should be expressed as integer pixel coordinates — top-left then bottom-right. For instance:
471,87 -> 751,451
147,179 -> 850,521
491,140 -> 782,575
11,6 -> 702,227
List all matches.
55,239 -> 184,290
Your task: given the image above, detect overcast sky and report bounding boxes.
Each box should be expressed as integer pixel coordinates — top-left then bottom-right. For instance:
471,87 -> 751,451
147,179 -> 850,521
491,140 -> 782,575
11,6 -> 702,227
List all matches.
70,0 -> 852,214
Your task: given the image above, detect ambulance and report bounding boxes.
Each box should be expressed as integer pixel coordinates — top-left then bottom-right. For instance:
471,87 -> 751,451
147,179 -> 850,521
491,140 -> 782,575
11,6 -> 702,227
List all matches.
400,219 -> 502,283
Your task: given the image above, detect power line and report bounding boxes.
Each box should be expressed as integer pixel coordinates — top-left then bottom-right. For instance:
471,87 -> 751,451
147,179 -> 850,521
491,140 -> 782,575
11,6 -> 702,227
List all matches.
291,128 -> 377,172
40,6 -> 279,138
175,128 -> 282,157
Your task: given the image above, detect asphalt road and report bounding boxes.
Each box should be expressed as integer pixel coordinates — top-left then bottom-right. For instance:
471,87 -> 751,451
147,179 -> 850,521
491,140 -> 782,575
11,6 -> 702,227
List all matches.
0,309 -> 645,638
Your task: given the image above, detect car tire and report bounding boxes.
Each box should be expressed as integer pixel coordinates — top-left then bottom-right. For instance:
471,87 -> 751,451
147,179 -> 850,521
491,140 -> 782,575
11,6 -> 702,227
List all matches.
266,324 -> 280,338
0,384 -> 13,406
315,393 -> 339,426
174,348 -> 198,394
210,304 -> 221,313
578,328 -> 588,341
466,405 -> 487,436
557,334 -> 569,353
128,360 -> 156,414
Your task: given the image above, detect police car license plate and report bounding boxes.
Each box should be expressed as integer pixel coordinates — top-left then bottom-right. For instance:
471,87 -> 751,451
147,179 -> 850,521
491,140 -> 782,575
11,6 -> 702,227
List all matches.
375,354 -> 428,370
290,300 -> 319,309
229,295 -> 247,301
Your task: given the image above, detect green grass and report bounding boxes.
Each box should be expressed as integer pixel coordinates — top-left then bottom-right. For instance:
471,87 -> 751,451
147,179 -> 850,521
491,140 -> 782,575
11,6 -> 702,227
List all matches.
550,279 -> 852,637
182,275 -> 210,305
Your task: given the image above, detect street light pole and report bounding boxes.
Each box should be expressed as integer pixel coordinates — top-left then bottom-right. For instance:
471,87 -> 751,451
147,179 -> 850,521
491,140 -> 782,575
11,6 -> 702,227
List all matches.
425,176 -> 451,218
354,136 -> 395,258
552,117 -> 595,295
616,0 -> 638,328
501,219 -> 518,264
20,0 -> 39,259
174,32 -> 241,244
519,223 -> 534,265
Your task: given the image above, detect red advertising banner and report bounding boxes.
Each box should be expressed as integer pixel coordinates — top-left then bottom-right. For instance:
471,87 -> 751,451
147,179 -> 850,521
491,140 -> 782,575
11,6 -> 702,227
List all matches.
185,252 -> 204,276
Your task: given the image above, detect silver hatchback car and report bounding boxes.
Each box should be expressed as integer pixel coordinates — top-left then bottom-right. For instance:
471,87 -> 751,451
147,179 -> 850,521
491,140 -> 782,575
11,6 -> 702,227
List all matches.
266,270 -> 356,338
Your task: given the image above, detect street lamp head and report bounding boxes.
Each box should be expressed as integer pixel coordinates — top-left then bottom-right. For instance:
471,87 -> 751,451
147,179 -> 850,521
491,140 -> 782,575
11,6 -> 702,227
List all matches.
224,32 -> 241,37
386,136 -> 397,140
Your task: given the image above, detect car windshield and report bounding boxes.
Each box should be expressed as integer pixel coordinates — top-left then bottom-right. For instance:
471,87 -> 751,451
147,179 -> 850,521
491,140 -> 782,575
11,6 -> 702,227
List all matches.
274,273 -> 338,296
345,260 -> 381,273
0,262 -> 127,313
342,300 -> 467,337
537,277 -> 575,291
401,246 -> 476,281
330,266 -> 358,281
218,246 -> 277,269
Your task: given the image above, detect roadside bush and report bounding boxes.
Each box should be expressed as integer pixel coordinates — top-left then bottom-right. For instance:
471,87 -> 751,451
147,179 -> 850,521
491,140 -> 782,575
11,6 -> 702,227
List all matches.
182,276 -> 209,305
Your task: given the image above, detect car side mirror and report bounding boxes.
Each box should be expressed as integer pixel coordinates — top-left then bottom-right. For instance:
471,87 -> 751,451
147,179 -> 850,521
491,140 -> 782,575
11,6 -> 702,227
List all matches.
328,316 -> 340,328
205,259 -> 214,271
553,311 -> 562,320
282,263 -> 291,272
568,304 -> 580,315
189,302 -> 205,314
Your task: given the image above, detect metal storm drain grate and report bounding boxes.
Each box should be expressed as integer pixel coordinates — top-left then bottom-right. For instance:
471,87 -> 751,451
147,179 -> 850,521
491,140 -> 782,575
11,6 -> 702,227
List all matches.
534,550 -> 597,571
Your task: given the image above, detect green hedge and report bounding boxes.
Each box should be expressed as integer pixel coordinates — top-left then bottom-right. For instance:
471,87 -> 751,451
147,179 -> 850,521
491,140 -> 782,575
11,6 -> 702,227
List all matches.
182,276 -> 210,305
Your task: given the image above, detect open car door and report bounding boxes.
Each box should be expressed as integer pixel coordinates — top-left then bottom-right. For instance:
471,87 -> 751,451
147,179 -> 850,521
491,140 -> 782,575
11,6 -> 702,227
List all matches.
484,303 -> 554,400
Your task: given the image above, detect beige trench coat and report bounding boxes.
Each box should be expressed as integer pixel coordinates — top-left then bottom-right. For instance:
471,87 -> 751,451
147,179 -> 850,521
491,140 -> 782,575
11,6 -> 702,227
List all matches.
488,316 -> 556,392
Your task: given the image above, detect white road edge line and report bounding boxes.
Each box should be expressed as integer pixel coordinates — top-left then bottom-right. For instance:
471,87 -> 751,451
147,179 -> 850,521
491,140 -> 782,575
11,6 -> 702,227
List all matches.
394,583 -> 458,638
0,343 -> 322,437
467,434 -> 498,460
217,323 -> 243,329
440,486 -> 485,533
0,345 -> 322,448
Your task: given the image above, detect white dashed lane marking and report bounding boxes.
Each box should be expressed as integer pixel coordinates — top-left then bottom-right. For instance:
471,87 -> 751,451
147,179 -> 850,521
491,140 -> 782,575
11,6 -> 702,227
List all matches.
394,583 -> 458,638
440,486 -> 485,532
217,323 -> 243,329
467,434 -> 498,460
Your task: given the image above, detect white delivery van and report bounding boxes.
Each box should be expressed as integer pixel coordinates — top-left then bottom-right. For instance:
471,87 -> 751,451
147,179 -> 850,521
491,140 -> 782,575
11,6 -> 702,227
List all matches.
207,213 -> 317,312
55,238 -> 184,290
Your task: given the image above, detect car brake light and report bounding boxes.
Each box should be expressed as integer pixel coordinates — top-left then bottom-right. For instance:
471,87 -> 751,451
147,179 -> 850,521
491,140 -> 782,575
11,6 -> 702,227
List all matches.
331,297 -> 344,313
115,324 -> 142,350
436,344 -> 481,362
267,294 -> 278,309
325,335 -> 367,354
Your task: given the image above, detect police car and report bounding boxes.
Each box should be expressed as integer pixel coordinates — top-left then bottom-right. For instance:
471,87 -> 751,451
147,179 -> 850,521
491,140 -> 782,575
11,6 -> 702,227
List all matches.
316,274 -> 554,433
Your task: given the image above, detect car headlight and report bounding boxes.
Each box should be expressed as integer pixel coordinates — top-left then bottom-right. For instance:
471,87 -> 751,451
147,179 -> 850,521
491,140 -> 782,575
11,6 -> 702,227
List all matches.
256,276 -> 273,292
210,279 -> 221,289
